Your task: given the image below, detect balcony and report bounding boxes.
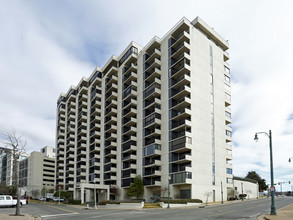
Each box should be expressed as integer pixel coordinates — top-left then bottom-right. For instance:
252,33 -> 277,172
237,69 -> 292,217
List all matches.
143,144 -> 161,157
77,143 -> 87,150
144,179 -> 161,187
123,117 -> 137,127
122,163 -> 137,170
144,128 -> 161,139
105,150 -> 117,157
104,158 -> 117,165
105,99 -> 118,109
169,136 -> 192,153
123,86 -> 137,100
91,99 -> 101,109
123,63 -> 137,77
170,62 -> 191,80
89,130 -> 100,138
170,171 -> 192,185
145,58 -> 161,72
105,124 -> 117,133
105,91 -> 118,102
105,83 -> 118,93
143,159 -> 161,168
170,72 -> 191,89
105,116 -> 117,124
91,115 -> 101,123
170,84 -> 191,100
104,175 -> 117,181
105,133 -> 117,142
104,167 -> 117,173
144,137 -> 161,147
77,114 -> 87,122
171,96 -> 191,112
77,150 -> 86,156
170,152 -> 192,164
58,118 -> 65,126
143,169 -> 161,177
122,154 -> 137,162
143,83 -> 161,100
144,113 -> 161,128
122,126 -> 137,136
145,48 -> 161,63
105,75 -> 118,86
171,40 -> 190,60
104,141 -> 117,149
171,118 -> 192,132
171,107 -> 191,120
122,106 -> 137,118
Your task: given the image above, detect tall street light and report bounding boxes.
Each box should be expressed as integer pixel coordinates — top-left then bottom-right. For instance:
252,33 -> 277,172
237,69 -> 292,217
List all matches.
254,130 -> 276,215
221,181 -> 223,204
167,175 -> 171,209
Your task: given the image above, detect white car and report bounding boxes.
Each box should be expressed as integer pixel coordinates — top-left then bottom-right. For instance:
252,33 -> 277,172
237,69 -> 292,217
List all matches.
0,195 -> 26,207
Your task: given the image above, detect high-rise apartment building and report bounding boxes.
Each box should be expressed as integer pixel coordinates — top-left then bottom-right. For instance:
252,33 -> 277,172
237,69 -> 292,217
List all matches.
55,17 -> 232,203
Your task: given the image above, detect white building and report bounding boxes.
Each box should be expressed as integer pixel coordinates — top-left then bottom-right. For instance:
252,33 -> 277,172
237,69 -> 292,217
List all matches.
55,16 -> 233,203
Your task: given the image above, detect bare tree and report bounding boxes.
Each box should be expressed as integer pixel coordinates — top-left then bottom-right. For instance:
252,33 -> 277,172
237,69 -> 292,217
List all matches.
1,129 -> 26,216
203,191 -> 213,206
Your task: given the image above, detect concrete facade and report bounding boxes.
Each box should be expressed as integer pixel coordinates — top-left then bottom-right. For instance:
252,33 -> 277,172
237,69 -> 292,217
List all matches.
55,16 -> 233,203
19,146 -> 55,198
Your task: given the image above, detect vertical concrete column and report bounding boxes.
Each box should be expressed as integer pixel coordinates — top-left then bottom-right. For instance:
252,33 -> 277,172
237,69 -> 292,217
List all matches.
81,186 -> 84,204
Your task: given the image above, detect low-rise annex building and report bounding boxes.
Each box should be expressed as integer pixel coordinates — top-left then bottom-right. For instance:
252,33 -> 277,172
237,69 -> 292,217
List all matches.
19,146 -> 56,198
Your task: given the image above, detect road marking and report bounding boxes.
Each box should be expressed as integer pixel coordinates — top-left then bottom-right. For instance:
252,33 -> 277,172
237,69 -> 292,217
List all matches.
46,205 -> 79,214
41,213 -> 79,218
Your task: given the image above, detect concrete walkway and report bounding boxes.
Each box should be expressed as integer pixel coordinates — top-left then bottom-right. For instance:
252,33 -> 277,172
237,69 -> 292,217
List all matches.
258,203 -> 293,220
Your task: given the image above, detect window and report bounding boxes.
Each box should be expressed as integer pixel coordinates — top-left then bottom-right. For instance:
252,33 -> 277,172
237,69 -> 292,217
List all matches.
6,196 -> 11,200
224,75 -> 230,83
226,168 -> 233,174
227,178 -> 233,184
0,196 -> 4,200
225,111 -> 231,119
225,84 -> 231,92
226,130 -> 232,137
224,66 -> 230,74
226,149 -> 232,155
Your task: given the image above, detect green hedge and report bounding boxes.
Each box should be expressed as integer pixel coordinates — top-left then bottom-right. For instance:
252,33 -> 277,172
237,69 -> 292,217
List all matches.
160,199 -> 202,204
66,199 -> 81,204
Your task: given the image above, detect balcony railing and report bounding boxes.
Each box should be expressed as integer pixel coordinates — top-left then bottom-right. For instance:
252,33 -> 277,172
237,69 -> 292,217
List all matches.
169,136 -> 192,152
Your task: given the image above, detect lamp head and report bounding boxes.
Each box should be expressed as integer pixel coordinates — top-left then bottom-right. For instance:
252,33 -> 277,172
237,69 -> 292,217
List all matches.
254,133 -> 258,142
289,158 -> 292,163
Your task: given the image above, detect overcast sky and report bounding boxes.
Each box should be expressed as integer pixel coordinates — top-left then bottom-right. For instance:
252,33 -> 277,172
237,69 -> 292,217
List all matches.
1,0 -> 293,191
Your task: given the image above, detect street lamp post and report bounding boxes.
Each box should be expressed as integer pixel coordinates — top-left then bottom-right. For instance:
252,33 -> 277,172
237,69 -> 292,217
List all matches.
241,182 -> 244,201
221,181 -> 223,204
254,130 -> 276,215
58,186 -> 61,205
167,175 -> 171,209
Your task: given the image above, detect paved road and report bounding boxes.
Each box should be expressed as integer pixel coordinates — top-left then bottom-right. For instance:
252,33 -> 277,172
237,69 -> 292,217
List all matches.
0,197 -> 292,219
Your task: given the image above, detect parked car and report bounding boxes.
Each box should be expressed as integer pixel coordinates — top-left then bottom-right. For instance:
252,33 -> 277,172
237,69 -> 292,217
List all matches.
0,195 -> 26,207
39,197 -> 46,201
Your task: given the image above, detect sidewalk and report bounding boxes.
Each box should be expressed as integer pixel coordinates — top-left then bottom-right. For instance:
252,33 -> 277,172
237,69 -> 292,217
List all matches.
258,203 -> 293,220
